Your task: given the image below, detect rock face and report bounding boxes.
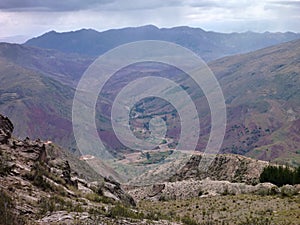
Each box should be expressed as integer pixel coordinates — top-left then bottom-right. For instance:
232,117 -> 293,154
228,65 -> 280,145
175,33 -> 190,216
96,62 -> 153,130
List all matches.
170,154 -> 269,185
0,114 -> 135,224
0,114 -> 13,144
103,177 -> 136,206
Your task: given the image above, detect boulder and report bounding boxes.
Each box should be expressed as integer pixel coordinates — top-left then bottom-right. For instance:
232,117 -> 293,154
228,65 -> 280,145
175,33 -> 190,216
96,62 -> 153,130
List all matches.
254,182 -> 279,195
280,184 -> 298,196
103,179 -> 136,206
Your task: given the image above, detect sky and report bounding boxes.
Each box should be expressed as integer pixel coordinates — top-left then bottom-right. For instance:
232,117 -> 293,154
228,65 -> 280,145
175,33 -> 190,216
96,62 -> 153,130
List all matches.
0,0 -> 299,43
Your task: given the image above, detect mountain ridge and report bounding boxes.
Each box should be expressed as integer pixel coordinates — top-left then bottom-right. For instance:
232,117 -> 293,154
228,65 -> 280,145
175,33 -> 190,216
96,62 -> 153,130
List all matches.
24,25 -> 300,61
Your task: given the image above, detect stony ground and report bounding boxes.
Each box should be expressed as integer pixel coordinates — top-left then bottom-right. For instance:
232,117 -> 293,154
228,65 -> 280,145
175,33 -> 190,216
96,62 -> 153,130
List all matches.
139,194 -> 300,225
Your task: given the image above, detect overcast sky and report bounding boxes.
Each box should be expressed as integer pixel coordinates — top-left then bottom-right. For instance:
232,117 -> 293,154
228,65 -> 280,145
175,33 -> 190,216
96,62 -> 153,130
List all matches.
0,0 -> 299,43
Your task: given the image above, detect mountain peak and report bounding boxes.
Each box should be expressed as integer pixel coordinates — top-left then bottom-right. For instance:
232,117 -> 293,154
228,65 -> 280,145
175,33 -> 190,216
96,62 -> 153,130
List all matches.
139,24 -> 159,30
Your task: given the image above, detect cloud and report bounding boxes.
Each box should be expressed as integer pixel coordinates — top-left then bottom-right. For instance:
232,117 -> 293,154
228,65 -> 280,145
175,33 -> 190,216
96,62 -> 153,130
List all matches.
0,0 -> 185,12
269,1 -> 300,6
100,0 -> 183,11
0,0 -> 299,43
0,0 -> 111,12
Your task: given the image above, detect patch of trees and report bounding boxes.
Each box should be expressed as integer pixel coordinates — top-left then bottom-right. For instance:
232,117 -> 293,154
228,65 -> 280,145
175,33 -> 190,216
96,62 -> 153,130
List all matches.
259,165 -> 300,187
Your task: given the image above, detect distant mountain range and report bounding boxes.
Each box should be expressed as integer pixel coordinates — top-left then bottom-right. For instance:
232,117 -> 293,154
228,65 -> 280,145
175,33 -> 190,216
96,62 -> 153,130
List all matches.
0,26 -> 299,165
24,25 -> 300,61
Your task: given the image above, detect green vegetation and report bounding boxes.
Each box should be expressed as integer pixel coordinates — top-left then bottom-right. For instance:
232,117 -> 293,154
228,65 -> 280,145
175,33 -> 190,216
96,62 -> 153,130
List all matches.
108,203 -> 171,221
108,204 -> 141,219
139,150 -> 174,165
84,192 -> 113,204
0,189 -> 25,225
238,216 -> 272,225
0,150 -> 11,176
247,100 -> 270,113
181,216 -> 199,225
139,194 -> 300,225
38,195 -> 83,216
25,162 -> 67,195
272,72 -> 300,104
26,162 -> 53,191
259,165 -> 300,187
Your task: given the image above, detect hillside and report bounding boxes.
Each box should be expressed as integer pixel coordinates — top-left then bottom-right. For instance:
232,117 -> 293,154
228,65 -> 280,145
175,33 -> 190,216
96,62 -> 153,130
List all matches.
125,152 -> 269,186
0,43 -> 92,87
88,38 -> 300,166
210,39 -> 300,165
24,25 -> 300,61
0,47 -> 76,150
0,114 -> 140,225
1,114 -> 300,225
0,37 -> 299,165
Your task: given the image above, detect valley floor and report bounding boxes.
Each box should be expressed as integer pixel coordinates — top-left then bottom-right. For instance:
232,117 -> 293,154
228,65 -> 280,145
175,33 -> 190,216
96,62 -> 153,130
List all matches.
139,194 -> 300,225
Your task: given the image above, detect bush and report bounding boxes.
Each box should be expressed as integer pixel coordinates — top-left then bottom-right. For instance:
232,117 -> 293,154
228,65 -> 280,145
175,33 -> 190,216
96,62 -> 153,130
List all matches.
181,216 -> 199,225
108,204 -> 170,221
259,165 -> 300,187
26,162 -> 52,190
26,162 -> 67,195
108,204 -> 141,219
0,151 -> 11,176
85,192 -> 113,204
38,195 -> 83,216
238,216 -> 272,225
0,189 -> 25,225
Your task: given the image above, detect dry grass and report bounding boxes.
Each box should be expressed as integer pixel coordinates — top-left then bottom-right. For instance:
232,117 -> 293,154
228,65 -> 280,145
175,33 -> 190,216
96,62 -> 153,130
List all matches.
139,194 -> 300,225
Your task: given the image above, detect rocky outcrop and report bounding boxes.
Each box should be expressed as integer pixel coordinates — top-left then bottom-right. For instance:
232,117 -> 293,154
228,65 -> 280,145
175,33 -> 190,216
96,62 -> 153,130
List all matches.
0,114 -> 136,224
49,159 -> 77,187
170,154 -> 269,184
129,152 -> 269,186
127,178 -> 299,202
280,184 -> 299,196
103,177 -> 136,206
0,114 -> 13,144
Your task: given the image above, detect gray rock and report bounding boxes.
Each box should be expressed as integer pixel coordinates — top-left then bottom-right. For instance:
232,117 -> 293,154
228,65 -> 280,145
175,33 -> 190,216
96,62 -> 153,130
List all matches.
170,154 -> 269,185
0,114 -> 13,144
280,184 -> 298,196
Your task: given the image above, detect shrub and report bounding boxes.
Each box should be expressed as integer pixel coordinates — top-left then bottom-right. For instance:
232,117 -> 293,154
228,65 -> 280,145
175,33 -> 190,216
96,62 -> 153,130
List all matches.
108,204 -> 170,221
0,189 -> 25,225
0,151 -> 11,176
26,162 -> 52,190
108,204 -> 140,219
181,216 -> 199,225
26,162 -> 68,195
38,195 -> 83,216
85,192 -> 113,204
238,216 -> 272,225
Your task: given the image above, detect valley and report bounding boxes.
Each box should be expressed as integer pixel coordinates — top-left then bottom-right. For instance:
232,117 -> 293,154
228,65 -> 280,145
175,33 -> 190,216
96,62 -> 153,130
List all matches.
1,113 -> 300,224
0,25 -> 300,225
2,32 -> 299,165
